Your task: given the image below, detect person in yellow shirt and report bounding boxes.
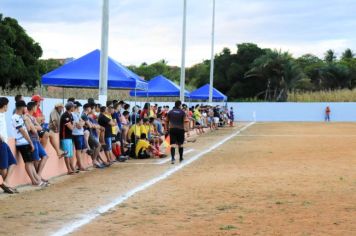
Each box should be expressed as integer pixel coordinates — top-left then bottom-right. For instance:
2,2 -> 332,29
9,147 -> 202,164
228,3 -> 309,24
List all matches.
128,118 -> 142,143
135,133 -> 152,159
141,118 -> 151,138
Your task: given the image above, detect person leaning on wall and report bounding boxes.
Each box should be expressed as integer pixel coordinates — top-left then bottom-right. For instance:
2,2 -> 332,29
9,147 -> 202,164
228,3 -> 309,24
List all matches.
0,97 -> 19,194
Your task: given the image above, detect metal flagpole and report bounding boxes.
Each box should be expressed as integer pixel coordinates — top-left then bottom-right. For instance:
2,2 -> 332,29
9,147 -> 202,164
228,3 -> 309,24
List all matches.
208,0 -> 216,103
180,0 -> 187,102
99,0 -> 109,105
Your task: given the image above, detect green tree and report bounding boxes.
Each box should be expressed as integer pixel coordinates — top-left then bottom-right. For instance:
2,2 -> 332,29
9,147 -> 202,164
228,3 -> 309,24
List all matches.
0,14 -> 42,89
341,48 -> 354,61
245,50 -> 303,101
324,49 -> 336,63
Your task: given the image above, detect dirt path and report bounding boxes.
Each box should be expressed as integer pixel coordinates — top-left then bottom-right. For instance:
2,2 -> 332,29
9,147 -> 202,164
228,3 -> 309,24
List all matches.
0,123 -> 247,236
71,123 -> 356,236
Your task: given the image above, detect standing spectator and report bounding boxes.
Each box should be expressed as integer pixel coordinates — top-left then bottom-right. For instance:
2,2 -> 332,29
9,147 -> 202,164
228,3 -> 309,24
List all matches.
60,102 -> 76,175
82,104 -> 105,168
0,97 -> 18,194
25,102 -> 49,183
213,106 -> 220,129
49,103 -> 67,158
72,101 -> 88,171
229,107 -> 234,127
98,106 -> 116,164
325,106 -> 331,122
12,101 -> 46,187
120,111 -> 130,145
166,100 -> 186,164
31,95 -> 50,148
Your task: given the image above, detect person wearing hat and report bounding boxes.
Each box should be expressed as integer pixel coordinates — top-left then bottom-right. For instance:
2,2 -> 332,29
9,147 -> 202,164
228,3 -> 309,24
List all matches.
49,103 -> 67,158
12,100 -> 47,187
60,102 -> 76,174
72,101 -> 88,171
31,95 -> 50,149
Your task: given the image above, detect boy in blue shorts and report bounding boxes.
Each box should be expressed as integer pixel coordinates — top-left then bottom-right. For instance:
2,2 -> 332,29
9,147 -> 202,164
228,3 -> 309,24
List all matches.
25,101 -> 49,184
60,102 -> 76,175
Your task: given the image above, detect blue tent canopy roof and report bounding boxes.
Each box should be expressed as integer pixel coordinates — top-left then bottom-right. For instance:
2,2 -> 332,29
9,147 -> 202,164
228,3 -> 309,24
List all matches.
189,84 -> 227,101
41,49 -> 147,90
129,75 -> 190,97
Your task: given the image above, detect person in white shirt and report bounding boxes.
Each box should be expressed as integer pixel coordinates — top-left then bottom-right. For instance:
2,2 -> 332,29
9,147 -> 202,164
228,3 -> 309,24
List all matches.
12,100 -> 47,187
0,97 -> 18,194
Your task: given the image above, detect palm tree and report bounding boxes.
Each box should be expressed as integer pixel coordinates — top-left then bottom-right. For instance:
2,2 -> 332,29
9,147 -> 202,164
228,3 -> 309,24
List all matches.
324,49 -> 336,63
245,50 -> 303,101
341,48 -> 354,61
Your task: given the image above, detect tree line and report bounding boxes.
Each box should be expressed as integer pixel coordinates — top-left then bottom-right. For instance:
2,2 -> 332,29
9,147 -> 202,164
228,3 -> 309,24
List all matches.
2,14 -> 356,102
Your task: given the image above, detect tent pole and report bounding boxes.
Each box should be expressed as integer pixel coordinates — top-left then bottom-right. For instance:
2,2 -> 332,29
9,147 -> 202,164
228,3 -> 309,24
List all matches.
62,87 -> 65,104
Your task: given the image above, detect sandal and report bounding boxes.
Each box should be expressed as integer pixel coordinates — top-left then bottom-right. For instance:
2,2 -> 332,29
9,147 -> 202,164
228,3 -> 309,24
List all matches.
0,184 -> 15,194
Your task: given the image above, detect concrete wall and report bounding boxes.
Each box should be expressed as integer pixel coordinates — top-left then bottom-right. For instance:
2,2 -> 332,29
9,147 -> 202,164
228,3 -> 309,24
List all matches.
227,102 -> 356,122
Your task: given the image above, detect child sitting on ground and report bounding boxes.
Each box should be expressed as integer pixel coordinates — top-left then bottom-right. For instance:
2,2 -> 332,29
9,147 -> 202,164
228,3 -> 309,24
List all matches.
135,133 -> 165,159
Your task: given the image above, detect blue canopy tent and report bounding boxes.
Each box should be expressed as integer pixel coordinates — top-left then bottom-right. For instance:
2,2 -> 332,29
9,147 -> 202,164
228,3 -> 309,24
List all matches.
41,49 -> 147,91
189,84 -> 227,101
129,75 -> 190,97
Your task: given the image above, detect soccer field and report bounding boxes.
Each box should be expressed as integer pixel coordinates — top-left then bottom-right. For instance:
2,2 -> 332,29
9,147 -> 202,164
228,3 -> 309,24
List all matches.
1,123 -> 356,236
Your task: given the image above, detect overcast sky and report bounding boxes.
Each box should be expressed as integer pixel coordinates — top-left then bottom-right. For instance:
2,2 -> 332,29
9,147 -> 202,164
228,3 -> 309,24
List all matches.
1,0 -> 356,66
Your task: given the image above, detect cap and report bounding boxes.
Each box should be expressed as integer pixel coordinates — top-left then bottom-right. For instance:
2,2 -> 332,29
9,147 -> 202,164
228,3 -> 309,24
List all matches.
65,102 -> 74,111
74,101 -> 82,107
55,103 -> 64,108
31,95 -> 44,102
16,100 -> 27,108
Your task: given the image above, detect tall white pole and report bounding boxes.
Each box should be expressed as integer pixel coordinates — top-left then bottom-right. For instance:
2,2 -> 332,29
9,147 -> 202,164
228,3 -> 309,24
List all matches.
208,0 -> 216,103
180,0 -> 187,102
99,0 -> 109,105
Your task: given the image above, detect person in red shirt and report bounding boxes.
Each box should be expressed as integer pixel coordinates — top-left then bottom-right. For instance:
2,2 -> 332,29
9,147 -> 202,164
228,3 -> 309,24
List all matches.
325,106 -> 331,122
31,95 -> 50,149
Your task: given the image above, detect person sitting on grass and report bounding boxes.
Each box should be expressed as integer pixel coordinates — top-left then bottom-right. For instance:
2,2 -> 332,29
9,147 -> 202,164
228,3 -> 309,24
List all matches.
0,97 -> 19,194
135,133 -> 165,159
12,101 -> 48,187
60,102 -> 77,175
25,102 -> 49,184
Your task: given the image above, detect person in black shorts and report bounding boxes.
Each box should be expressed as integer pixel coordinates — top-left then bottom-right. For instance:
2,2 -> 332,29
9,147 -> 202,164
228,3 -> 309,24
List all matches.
166,100 -> 186,164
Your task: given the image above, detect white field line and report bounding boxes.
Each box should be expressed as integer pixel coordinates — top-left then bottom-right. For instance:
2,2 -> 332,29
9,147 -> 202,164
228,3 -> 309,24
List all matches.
51,122 -> 255,236
237,134 -> 356,137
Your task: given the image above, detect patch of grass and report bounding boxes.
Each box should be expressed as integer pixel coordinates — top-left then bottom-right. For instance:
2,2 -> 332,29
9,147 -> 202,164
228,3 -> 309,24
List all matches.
302,201 -> 312,207
38,211 -> 48,216
275,201 -> 283,205
216,204 -> 236,211
220,225 -> 237,231
339,177 -> 344,181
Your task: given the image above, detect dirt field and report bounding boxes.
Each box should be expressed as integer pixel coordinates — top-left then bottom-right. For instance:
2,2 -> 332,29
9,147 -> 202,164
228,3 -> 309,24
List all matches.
1,123 -> 356,236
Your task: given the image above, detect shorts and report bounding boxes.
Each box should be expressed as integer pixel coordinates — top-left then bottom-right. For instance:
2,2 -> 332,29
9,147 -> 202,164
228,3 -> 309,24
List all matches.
214,117 -> 220,124
169,128 -> 185,145
88,134 -> 100,149
73,135 -> 86,150
16,144 -> 34,163
112,132 -> 121,143
32,140 -> 47,161
0,142 -> 17,169
195,121 -> 201,126
60,139 -> 74,158
137,149 -> 150,159
104,137 -> 112,151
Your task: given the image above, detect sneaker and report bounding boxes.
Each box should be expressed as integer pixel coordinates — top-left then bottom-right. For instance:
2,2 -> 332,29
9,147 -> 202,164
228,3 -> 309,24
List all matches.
171,159 -> 175,164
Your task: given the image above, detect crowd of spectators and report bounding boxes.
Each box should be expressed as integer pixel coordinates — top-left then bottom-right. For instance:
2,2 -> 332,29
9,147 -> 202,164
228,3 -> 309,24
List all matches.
0,95 -> 235,194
